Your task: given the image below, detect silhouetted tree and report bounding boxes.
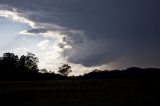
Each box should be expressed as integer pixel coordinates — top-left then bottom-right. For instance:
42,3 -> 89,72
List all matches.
58,64 -> 72,76
18,52 -> 39,73
1,53 -> 19,72
39,69 -> 48,73
92,69 -> 101,72
1,52 -> 160,80
26,53 -> 39,70
2,53 -> 19,65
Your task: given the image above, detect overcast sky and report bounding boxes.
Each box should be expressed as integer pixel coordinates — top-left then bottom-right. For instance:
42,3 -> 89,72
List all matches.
0,0 -> 160,75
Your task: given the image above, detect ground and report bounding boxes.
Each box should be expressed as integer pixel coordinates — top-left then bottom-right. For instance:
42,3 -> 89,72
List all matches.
0,79 -> 159,106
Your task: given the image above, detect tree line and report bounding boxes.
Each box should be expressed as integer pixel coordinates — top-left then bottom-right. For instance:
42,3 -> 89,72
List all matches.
0,52 -> 160,80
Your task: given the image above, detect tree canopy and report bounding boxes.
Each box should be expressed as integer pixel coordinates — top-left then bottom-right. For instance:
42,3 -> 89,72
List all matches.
58,64 -> 72,76
0,52 -> 160,80
0,52 -> 39,74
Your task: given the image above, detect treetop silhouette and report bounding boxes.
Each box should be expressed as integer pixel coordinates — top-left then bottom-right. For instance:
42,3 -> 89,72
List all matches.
58,64 -> 72,76
0,52 -> 160,81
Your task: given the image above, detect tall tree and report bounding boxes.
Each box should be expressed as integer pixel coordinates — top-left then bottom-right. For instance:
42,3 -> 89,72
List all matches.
1,53 -> 19,71
58,64 -> 72,76
23,52 -> 39,72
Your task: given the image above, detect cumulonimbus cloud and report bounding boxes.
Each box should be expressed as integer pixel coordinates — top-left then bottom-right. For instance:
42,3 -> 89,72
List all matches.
0,3 -> 118,68
0,0 -> 160,74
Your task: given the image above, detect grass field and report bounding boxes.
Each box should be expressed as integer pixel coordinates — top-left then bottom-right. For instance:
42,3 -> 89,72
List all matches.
0,79 -> 159,106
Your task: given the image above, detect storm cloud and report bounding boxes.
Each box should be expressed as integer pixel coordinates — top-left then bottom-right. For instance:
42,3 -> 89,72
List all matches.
0,0 -> 160,70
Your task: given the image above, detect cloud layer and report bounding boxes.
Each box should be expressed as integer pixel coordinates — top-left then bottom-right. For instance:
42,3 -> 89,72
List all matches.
0,0 -> 160,74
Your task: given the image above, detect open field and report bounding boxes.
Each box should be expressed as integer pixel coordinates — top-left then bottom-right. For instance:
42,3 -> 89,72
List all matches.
0,79 -> 159,106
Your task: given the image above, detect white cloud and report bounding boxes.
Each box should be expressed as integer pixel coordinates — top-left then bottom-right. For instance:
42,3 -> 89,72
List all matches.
37,40 -> 49,50
0,8 -> 70,72
0,0 -> 160,75
0,7 -> 111,75
13,47 -> 29,52
0,10 -> 35,28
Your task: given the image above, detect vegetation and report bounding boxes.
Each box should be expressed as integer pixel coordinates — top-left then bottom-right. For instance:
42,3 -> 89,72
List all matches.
0,79 -> 159,106
0,53 -> 159,105
58,64 -> 72,76
0,52 -> 160,80
0,52 -> 39,73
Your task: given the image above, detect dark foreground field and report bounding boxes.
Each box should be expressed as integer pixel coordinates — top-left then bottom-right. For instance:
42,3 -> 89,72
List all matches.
0,79 -> 159,106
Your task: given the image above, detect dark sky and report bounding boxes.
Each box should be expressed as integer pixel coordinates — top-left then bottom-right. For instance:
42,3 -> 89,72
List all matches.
0,0 -> 160,71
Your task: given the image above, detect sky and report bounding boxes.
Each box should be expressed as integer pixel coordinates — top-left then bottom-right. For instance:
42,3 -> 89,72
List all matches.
0,0 -> 160,75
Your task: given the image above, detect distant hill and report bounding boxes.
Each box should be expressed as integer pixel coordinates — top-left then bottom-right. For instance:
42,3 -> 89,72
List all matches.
0,67 -> 160,81
0,52 -> 160,80
81,67 -> 160,79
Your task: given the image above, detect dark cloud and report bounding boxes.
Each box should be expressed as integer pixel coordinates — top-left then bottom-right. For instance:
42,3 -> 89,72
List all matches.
27,28 -> 48,33
0,0 -> 160,68
62,30 -> 86,45
63,39 -> 123,67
